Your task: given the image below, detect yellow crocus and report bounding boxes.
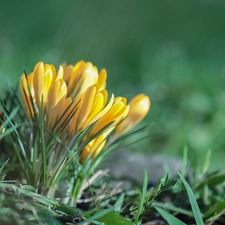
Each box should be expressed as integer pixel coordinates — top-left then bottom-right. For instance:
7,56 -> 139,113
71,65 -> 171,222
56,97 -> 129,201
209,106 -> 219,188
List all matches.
69,84 -> 114,135
88,97 -> 130,137
115,94 -> 150,135
33,62 -> 60,110
63,61 -> 107,99
20,62 -> 64,118
20,61 -> 150,153
46,79 -> 70,130
20,72 -> 35,118
79,132 -> 108,163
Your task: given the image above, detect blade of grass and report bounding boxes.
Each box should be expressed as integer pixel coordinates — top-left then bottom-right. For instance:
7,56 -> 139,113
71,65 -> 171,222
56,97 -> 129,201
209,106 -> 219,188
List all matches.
40,98 -> 47,188
155,207 -> 187,225
134,169 -> 148,224
78,207 -> 114,225
181,145 -> 188,177
0,158 -> 10,172
96,211 -> 135,225
152,202 -> 193,217
203,200 -> 225,220
178,172 -> 204,225
0,125 -> 20,139
201,150 -> 211,175
1,104 -> 27,158
195,173 -> 225,190
114,193 -> 125,213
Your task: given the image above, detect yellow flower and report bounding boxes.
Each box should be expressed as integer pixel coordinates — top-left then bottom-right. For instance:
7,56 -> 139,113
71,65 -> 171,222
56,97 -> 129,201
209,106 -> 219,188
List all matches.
88,97 -> 130,137
79,132 -> 108,163
46,79 -> 73,130
20,61 -> 112,136
33,62 -> 63,110
20,62 -> 64,118
115,94 -> 150,135
69,84 -> 114,135
62,61 -> 107,99
20,72 -> 35,118
20,61 -> 150,159
78,96 -> 130,163
20,62 -> 74,133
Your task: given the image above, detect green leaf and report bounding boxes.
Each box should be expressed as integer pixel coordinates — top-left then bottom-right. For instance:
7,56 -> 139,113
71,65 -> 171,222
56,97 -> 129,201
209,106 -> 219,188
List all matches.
203,200 -> 225,220
201,150 -> 211,175
0,158 -> 10,173
134,169 -> 148,224
152,202 -> 193,217
181,145 -> 188,176
178,173 -> 204,225
114,193 -> 125,213
56,202 -> 82,215
160,173 -> 177,191
196,174 -> 225,190
155,207 -> 186,225
97,212 -> 135,225
78,208 -> 114,225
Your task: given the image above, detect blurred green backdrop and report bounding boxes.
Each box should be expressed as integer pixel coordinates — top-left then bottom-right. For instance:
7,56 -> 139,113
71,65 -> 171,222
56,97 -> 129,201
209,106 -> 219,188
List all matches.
1,0 -> 225,170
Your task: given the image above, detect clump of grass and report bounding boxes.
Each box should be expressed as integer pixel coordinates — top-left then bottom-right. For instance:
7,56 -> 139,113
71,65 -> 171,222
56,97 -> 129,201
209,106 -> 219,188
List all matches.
1,61 -> 225,225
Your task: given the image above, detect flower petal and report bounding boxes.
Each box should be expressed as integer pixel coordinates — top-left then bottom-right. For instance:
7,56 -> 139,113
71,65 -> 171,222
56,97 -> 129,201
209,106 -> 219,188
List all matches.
115,94 -> 150,135
33,62 -> 45,110
20,73 -> 35,118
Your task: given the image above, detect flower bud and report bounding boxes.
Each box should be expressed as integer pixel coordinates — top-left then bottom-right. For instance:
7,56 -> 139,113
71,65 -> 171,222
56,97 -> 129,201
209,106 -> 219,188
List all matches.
115,94 -> 150,135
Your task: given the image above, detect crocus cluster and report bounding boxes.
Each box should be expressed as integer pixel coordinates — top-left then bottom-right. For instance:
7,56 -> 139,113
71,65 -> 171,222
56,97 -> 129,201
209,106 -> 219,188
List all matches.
20,61 -> 150,162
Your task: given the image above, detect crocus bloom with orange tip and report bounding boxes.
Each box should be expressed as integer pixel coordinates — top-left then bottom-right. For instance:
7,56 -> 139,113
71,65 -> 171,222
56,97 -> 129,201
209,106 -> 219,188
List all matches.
115,94 -> 150,135
20,73 -> 35,118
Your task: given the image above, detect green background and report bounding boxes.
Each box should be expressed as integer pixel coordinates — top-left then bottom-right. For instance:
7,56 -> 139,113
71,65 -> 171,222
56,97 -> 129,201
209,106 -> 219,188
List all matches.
1,0 -> 225,170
